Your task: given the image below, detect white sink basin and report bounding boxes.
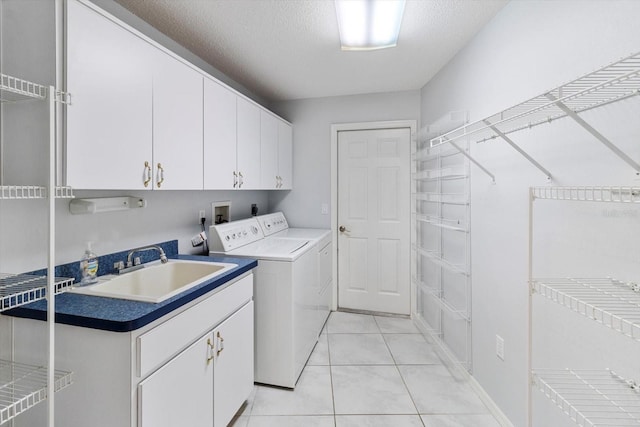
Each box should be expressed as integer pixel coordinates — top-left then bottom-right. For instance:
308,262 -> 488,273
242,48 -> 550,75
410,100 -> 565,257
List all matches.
70,259 -> 237,303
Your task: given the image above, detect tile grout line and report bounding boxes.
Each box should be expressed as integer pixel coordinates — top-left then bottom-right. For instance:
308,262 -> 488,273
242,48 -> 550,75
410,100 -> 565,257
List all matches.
324,324 -> 338,427
375,315 -> 429,427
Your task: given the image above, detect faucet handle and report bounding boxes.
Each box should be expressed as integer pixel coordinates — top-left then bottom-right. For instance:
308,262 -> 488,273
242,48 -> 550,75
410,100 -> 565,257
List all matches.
133,256 -> 142,266
114,261 -> 125,272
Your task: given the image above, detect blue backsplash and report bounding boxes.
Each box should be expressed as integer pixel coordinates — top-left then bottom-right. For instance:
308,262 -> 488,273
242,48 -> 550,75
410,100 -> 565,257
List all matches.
30,240 -> 179,283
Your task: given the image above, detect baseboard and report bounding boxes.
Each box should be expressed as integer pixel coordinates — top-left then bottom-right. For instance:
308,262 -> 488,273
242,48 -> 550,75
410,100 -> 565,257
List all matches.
413,314 -> 513,427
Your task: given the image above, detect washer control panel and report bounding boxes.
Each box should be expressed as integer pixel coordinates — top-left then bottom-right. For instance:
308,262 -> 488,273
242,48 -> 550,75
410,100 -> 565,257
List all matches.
257,212 -> 289,236
209,218 -> 264,252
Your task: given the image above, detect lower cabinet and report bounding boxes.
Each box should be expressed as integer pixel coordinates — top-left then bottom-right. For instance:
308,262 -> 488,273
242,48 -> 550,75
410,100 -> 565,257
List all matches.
11,272 -> 254,427
213,302 -> 254,427
139,301 -> 253,427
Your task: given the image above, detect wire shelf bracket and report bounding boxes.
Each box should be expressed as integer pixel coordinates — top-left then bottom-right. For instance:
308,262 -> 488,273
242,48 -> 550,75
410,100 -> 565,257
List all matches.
445,138 -> 496,183
545,93 -> 640,175
483,120 -> 553,180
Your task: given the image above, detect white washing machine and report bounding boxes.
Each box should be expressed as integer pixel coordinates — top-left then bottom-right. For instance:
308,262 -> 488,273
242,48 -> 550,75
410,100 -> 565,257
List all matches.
209,217 -> 318,389
256,212 -> 332,332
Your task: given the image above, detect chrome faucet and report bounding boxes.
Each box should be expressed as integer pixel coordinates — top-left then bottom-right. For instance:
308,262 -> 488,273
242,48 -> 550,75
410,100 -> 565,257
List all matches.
117,245 -> 168,274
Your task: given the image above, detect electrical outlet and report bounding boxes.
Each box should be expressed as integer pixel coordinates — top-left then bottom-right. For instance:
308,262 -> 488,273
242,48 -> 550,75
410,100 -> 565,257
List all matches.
198,210 -> 206,224
496,335 -> 505,361
321,203 -> 329,215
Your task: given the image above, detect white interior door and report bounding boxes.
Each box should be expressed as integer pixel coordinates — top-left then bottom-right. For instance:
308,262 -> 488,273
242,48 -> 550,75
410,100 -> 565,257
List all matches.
337,127 -> 411,315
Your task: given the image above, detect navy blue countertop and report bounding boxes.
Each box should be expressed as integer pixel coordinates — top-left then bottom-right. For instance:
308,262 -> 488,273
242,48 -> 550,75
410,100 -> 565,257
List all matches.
4,255 -> 257,332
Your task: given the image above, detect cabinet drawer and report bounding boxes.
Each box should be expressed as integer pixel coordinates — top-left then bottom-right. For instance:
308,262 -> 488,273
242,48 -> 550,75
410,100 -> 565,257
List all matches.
137,274 -> 253,378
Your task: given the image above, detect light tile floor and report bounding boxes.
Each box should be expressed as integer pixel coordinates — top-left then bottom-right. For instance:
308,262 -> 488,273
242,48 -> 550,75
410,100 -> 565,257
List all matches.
230,311 -> 502,427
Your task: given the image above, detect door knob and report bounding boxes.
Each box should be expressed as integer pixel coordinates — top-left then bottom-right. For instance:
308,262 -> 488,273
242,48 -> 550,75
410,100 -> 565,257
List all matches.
339,226 -> 350,233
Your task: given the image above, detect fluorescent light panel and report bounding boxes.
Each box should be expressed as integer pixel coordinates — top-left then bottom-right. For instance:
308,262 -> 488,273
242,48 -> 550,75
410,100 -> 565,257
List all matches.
335,0 -> 405,51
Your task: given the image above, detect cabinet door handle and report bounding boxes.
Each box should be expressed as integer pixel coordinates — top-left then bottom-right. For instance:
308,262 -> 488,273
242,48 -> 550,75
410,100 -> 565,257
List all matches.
143,161 -> 152,187
206,338 -> 215,365
233,171 -> 238,188
156,163 -> 164,188
216,331 -> 224,356
238,172 -> 244,188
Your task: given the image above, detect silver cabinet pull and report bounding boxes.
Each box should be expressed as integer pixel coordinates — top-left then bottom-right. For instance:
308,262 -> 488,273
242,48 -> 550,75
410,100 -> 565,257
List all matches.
143,161 -> 152,187
216,331 -> 224,356
206,338 -> 215,365
156,163 -> 164,188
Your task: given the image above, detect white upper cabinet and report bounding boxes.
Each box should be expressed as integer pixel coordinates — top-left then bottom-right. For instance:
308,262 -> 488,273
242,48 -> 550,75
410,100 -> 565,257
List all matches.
236,97 -> 261,189
66,0 -> 290,191
151,51 -> 204,190
260,111 -> 279,189
204,78 -> 237,190
260,113 -> 293,190
66,0 -> 153,190
278,120 -> 293,190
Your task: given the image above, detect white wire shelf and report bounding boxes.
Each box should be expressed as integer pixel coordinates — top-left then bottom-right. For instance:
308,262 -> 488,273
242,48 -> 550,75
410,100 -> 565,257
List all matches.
531,277 -> 640,341
414,278 -> 470,321
0,359 -> 73,425
413,166 -> 468,181
0,274 -> 75,312
431,52 -> 640,148
414,192 -> 469,206
0,186 -> 75,200
531,186 -> 640,203
413,145 -> 464,162
415,213 -> 468,232
413,245 -> 469,276
532,369 -> 640,426
0,73 -> 47,102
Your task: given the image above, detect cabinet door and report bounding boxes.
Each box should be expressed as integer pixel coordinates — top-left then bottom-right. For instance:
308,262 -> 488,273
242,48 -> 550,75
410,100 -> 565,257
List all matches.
236,98 -> 261,189
278,121 -> 293,190
138,332 -> 214,427
204,78 -> 237,190
213,301 -> 254,427
66,0 -> 152,190
152,51 -> 204,190
260,111 -> 279,189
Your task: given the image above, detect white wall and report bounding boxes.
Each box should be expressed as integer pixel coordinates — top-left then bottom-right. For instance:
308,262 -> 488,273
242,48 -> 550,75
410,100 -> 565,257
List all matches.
0,190 -> 269,273
270,90 -> 421,228
420,1 -> 640,425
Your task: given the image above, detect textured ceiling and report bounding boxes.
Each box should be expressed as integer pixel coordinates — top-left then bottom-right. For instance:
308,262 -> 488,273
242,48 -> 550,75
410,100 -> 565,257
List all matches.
114,0 -> 508,102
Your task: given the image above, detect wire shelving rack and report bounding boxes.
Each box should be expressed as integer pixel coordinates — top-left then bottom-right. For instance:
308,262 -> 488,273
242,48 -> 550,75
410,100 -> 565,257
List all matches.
0,71 -> 74,426
528,185 -> 640,426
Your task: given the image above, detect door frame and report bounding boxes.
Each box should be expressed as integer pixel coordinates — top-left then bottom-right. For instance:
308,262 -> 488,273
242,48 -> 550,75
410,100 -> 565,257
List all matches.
330,120 -> 417,314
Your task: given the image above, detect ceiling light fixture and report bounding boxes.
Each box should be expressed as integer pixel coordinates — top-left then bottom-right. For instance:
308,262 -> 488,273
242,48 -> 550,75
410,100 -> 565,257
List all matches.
335,0 -> 405,51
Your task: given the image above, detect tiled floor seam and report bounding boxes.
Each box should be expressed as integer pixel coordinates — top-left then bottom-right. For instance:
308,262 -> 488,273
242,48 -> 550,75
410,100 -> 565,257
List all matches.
326,331 -> 338,427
